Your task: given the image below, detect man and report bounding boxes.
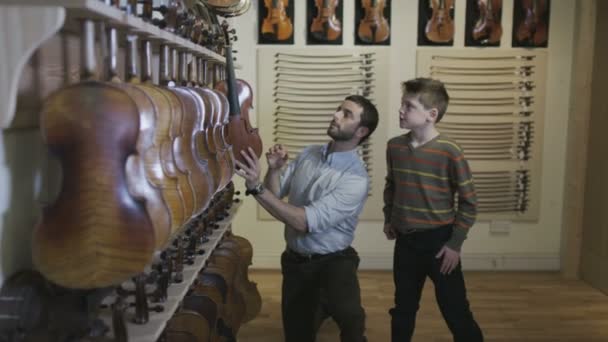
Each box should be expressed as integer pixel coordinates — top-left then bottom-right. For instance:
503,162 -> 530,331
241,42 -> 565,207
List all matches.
235,95 -> 379,342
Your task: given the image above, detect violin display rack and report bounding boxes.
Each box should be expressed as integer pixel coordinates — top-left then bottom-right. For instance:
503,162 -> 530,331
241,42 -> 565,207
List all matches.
257,48 -> 390,221
99,201 -> 240,342
0,0 -> 227,130
417,49 -> 547,221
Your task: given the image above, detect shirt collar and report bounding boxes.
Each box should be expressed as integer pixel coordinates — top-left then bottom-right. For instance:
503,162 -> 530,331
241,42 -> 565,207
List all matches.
321,142 -> 360,165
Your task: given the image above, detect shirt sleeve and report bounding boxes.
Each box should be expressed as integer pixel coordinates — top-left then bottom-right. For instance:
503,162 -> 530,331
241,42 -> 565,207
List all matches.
383,144 -> 394,224
304,173 -> 369,234
446,151 -> 477,251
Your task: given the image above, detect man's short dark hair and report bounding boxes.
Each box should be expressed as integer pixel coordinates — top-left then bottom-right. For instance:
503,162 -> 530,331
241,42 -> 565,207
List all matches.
345,95 -> 379,144
402,78 -> 450,123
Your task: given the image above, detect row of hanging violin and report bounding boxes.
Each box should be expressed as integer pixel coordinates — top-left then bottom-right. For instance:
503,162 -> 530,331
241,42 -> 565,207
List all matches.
0,189 -> 261,342
108,0 -> 247,55
159,233 -> 262,342
111,190 -> 261,342
260,0 -> 391,44
31,1 -> 262,292
423,0 -> 549,47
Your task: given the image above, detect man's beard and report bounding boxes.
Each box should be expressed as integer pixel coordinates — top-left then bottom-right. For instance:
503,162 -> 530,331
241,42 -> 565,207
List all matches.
327,125 -> 356,141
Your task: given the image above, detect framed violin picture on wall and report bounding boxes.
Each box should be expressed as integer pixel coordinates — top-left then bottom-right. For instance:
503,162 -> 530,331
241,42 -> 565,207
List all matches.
418,0 -> 455,46
355,0 -> 391,45
307,0 -> 343,45
512,0 -> 550,48
465,0 -> 503,47
259,0 -> 295,44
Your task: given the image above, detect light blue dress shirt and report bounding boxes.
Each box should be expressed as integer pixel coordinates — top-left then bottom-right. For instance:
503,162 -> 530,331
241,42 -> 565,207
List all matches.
278,143 -> 369,255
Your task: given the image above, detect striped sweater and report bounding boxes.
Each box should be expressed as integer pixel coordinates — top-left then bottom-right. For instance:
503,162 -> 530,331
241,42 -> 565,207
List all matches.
383,133 -> 477,251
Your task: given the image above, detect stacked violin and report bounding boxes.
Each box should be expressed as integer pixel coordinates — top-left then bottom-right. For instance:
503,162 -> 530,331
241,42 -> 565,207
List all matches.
357,0 -> 390,44
472,0 -> 503,45
514,0 -> 549,47
0,1 -> 263,340
261,0 -> 294,42
425,0 -> 455,43
310,0 -> 342,42
33,0 -> 240,291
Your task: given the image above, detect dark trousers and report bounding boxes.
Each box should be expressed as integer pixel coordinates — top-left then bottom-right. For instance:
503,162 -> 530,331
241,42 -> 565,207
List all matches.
281,247 -> 366,342
390,226 -> 483,342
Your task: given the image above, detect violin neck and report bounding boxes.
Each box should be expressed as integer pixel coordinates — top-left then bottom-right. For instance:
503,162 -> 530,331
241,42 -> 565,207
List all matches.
225,41 -> 242,116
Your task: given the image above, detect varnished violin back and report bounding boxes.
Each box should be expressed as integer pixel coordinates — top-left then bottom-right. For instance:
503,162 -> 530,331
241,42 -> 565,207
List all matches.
138,40 -> 187,236
164,310 -> 210,342
425,0 -> 455,43
515,0 -> 548,46
358,0 -> 390,43
261,0 -> 294,41
34,83 -> 155,288
169,49 -> 213,217
215,79 -> 263,165
310,0 -> 342,42
216,22 -> 263,165
472,0 -> 502,44
224,234 -> 261,323
214,88 -> 236,188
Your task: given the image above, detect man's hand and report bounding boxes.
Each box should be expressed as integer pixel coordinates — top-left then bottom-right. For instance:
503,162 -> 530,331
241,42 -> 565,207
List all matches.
384,223 -> 396,240
235,147 -> 262,189
435,245 -> 460,275
266,144 -> 288,170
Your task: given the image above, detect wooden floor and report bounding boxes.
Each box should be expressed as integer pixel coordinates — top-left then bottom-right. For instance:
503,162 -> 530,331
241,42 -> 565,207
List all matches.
237,270 -> 608,341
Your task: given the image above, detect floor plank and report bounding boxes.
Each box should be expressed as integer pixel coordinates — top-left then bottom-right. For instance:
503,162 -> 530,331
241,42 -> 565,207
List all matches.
237,270 -> 608,341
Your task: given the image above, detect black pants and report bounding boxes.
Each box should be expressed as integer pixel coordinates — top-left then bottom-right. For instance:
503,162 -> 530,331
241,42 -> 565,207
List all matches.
281,247 -> 366,342
390,226 -> 483,342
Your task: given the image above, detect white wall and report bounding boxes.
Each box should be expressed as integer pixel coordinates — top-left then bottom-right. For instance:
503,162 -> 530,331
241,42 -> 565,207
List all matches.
228,0 -> 576,270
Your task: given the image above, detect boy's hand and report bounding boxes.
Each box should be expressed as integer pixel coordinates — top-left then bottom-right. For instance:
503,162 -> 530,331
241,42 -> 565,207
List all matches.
266,144 -> 288,170
384,223 -> 396,240
436,245 -> 460,275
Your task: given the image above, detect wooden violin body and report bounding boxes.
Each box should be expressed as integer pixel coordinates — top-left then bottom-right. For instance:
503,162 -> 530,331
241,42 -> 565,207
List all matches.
357,0 -> 390,43
196,82 -> 233,191
310,0 -> 342,42
164,310 -> 211,342
32,21 -> 164,289
261,0 -> 293,41
216,22 -> 263,165
215,80 -> 262,165
34,82 -> 156,288
515,0 -> 548,46
223,234 -> 262,323
472,0 -> 502,44
425,0 -> 454,43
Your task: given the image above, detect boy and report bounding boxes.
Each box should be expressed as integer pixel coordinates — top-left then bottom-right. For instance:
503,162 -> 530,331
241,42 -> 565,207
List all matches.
383,78 -> 483,342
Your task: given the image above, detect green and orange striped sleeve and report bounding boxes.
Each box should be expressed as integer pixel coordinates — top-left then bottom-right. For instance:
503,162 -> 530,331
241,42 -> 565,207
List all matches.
445,145 -> 477,251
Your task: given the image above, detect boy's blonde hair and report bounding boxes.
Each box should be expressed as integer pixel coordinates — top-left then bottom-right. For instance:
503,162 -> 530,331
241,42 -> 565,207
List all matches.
402,78 -> 450,123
